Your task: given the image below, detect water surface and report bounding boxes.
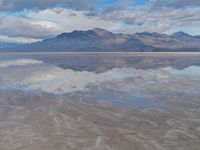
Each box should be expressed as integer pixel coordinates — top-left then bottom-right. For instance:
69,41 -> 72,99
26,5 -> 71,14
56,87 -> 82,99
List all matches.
0,52 -> 200,150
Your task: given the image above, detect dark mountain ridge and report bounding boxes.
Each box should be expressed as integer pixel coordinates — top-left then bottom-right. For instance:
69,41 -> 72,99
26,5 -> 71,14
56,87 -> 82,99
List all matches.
1,28 -> 200,52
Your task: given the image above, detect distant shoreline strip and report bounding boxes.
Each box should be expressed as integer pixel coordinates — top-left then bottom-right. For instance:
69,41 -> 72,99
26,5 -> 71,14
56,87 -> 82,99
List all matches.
1,52 -> 200,57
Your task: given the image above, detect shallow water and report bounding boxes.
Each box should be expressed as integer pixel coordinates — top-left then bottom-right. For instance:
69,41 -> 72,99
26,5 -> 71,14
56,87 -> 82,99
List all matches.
0,53 -> 200,150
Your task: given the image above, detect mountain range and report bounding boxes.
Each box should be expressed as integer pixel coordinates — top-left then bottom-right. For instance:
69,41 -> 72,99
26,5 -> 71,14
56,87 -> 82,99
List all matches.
1,28 -> 200,52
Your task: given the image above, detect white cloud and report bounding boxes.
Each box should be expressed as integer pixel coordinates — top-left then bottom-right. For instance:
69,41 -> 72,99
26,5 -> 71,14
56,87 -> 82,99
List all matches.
0,0 -> 101,11
99,4 -> 200,34
0,1 -> 200,43
0,35 -> 41,43
27,8 -> 122,32
0,15 -> 61,39
0,8 -> 122,43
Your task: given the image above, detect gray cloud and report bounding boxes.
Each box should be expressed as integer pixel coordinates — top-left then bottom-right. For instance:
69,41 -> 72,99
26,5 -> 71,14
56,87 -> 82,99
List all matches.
174,0 -> 200,5
0,0 -> 200,43
155,0 -> 200,7
88,0 -> 200,33
0,0 -> 101,11
0,0 -> 200,12
0,15 -> 60,38
0,8 -> 121,43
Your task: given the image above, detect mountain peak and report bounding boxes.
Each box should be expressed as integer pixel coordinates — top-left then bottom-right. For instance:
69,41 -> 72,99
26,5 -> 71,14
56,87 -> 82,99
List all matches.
56,28 -> 113,39
91,28 -> 113,37
135,32 -> 166,38
172,31 -> 191,37
93,28 -> 108,32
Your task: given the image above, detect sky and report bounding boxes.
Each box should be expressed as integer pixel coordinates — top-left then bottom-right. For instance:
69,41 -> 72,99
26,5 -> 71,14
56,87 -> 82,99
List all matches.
0,0 -> 200,43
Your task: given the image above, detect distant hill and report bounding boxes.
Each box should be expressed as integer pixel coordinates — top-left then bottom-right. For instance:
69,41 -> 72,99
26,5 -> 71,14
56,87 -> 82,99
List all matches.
1,28 -> 200,52
0,42 -> 19,49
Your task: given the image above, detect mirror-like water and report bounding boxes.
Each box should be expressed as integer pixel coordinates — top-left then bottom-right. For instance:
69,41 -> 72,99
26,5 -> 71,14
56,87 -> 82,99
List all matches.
0,53 -> 200,150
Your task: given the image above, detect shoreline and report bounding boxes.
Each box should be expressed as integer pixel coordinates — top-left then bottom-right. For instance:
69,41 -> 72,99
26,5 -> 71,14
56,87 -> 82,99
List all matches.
1,52 -> 200,57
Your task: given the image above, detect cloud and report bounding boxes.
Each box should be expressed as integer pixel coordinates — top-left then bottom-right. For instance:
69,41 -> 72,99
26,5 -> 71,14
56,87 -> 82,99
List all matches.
95,1 -> 200,33
154,0 -> 200,7
0,8 -> 122,43
0,0 -> 200,43
0,0 -> 101,11
27,8 -> 122,32
1,0 -> 199,12
0,35 -> 41,43
172,0 -> 200,6
0,15 -> 61,39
